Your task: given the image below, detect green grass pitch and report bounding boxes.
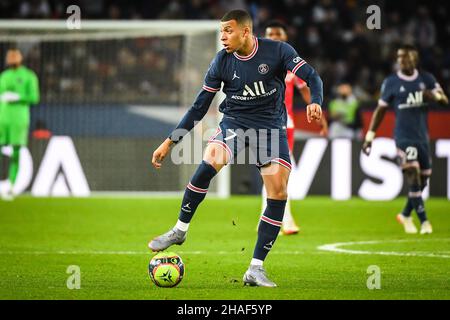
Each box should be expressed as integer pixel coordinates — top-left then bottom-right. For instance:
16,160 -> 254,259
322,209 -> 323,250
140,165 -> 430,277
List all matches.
0,196 -> 449,300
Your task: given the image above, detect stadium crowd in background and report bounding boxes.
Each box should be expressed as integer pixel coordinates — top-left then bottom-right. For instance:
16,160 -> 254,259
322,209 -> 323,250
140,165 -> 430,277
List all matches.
1,0 -> 449,116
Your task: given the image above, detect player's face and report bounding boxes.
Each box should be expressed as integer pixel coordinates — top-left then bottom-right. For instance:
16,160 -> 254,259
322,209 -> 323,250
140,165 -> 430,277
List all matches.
265,27 -> 287,42
220,20 -> 249,53
397,49 -> 417,72
6,50 -> 22,67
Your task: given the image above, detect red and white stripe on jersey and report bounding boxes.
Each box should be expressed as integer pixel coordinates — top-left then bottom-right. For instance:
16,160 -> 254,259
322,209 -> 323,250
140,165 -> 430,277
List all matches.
260,215 -> 282,227
208,128 -> 222,142
291,60 -> 307,75
378,99 -> 389,107
271,158 -> 292,171
233,36 -> 259,61
202,84 -> 220,93
187,182 -> 208,194
257,158 -> 292,171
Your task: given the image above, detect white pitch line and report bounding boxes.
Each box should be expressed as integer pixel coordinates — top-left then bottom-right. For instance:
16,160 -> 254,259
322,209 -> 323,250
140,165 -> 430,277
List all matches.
317,238 -> 450,259
0,250 -> 309,256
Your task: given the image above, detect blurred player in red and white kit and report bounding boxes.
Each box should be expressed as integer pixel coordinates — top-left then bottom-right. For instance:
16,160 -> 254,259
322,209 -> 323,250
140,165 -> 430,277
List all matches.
262,21 -> 328,235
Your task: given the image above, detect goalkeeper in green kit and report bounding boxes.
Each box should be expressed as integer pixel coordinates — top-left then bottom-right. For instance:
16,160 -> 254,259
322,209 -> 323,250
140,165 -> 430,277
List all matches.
0,49 -> 39,200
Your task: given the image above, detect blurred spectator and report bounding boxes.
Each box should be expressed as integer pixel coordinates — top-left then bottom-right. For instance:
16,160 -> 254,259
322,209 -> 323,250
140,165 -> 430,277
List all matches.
1,1 -> 449,108
19,0 -> 51,18
328,84 -> 362,140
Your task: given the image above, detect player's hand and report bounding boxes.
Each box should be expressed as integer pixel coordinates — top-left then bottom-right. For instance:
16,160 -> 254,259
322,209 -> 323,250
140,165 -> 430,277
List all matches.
362,140 -> 372,156
306,103 -> 322,123
433,88 -> 449,104
152,138 -> 173,169
423,89 -> 449,105
362,130 -> 375,155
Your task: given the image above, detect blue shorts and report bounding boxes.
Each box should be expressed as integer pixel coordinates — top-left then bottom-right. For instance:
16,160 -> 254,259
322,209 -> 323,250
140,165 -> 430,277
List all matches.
396,140 -> 432,175
207,117 -> 291,171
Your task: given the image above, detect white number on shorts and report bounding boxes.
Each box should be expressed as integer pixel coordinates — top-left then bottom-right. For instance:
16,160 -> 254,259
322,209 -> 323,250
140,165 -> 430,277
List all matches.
405,146 -> 418,161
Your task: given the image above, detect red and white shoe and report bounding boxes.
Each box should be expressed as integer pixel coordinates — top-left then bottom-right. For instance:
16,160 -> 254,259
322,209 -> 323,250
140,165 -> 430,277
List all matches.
280,221 -> 300,235
396,213 -> 418,234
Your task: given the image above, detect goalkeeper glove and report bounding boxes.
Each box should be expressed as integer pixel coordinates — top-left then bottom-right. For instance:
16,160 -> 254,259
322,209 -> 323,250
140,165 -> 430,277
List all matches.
0,92 -> 20,103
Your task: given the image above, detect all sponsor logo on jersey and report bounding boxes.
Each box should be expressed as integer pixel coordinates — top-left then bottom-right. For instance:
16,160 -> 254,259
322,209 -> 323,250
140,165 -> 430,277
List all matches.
293,57 -> 302,63
231,81 -> 277,101
243,81 -> 266,97
258,63 -> 269,74
406,91 -> 423,105
399,91 -> 424,109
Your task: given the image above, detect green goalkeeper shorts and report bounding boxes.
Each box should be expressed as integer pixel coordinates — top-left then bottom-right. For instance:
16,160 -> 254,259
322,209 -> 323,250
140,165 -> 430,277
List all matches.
0,122 -> 29,146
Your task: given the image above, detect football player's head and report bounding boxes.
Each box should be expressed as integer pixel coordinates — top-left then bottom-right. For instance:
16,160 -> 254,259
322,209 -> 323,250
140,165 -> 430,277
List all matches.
337,83 -> 352,98
6,48 -> 23,67
264,20 -> 288,42
397,44 -> 419,73
220,9 -> 253,53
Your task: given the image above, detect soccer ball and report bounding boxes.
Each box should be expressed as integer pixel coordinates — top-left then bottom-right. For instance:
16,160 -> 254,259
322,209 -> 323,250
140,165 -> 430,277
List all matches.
148,252 -> 185,287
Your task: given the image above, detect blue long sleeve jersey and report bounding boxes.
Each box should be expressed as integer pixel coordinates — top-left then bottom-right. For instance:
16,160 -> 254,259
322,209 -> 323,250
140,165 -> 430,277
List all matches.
169,37 -> 323,143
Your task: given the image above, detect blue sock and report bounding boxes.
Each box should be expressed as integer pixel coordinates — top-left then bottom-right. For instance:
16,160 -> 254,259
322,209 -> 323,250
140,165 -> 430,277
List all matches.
408,185 -> 428,224
401,198 -> 413,217
178,161 -> 217,224
403,176 -> 428,218
253,199 -> 286,262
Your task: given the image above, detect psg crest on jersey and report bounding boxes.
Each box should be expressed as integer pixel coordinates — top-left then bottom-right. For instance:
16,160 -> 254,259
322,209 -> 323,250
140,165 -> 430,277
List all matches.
258,63 -> 269,74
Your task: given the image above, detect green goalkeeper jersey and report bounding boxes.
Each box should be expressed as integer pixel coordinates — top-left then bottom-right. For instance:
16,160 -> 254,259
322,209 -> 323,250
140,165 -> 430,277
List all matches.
0,65 -> 40,126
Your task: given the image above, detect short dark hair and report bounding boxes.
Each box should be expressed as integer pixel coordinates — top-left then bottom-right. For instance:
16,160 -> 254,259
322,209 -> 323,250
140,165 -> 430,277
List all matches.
221,9 -> 252,27
264,20 -> 287,33
398,44 -> 418,53
398,43 -> 419,62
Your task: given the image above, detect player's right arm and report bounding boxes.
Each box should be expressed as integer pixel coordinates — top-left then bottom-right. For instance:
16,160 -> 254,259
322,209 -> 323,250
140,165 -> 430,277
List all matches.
0,73 -> 14,104
0,73 -> 8,102
362,78 -> 392,155
152,55 -> 222,169
0,73 -> 4,94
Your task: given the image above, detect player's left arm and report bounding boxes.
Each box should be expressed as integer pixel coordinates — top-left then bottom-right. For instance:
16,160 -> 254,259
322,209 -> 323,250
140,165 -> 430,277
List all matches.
281,42 -> 323,123
27,71 -> 40,105
294,77 -> 328,136
423,73 -> 448,105
294,77 -> 311,104
17,71 -> 40,105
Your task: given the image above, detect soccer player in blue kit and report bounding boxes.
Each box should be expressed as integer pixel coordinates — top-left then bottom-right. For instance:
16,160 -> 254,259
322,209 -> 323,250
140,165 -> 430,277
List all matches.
363,44 -> 448,235
149,10 -> 323,287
